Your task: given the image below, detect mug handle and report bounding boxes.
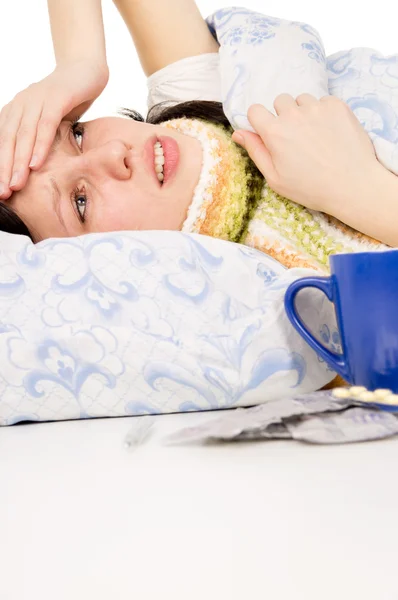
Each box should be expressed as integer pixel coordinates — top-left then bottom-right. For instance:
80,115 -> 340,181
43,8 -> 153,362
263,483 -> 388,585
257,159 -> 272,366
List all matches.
284,276 -> 350,380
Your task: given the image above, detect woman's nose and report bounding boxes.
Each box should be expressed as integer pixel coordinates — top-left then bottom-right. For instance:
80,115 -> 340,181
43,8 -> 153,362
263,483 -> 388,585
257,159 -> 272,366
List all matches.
83,140 -> 131,180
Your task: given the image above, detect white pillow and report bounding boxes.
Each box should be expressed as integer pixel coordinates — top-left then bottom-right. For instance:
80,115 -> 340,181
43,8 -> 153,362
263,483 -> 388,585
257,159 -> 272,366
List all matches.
0,230 -> 336,425
207,7 -> 398,175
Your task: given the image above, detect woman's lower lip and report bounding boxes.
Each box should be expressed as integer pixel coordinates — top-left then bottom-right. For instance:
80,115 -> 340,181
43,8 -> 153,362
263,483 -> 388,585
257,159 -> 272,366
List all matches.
158,136 -> 179,185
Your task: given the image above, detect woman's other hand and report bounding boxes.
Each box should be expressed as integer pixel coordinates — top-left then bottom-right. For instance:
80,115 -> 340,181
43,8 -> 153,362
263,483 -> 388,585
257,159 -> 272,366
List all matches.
0,60 -> 109,198
232,94 -> 378,214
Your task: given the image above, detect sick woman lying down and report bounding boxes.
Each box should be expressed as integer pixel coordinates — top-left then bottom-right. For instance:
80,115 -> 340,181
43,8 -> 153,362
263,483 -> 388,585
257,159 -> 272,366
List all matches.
0,0 -> 397,273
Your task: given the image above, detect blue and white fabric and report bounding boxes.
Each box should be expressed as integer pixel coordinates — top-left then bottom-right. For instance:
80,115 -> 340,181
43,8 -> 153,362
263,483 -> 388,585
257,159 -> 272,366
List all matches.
207,7 -> 398,175
0,231 -> 336,426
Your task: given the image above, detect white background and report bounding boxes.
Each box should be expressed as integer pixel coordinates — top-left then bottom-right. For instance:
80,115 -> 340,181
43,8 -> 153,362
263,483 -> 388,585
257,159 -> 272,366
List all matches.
1,4 -> 398,598
2,411 -> 398,600
0,0 -> 397,119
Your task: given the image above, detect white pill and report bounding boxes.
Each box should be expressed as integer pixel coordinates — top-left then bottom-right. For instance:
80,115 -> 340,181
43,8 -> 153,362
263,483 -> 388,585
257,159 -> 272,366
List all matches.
332,388 -> 350,399
358,391 -> 376,402
349,386 -> 367,397
381,394 -> 398,406
373,389 -> 392,399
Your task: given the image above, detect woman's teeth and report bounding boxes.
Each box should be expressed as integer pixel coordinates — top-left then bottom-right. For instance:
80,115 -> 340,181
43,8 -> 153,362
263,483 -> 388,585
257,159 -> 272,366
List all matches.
154,141 -> 164,182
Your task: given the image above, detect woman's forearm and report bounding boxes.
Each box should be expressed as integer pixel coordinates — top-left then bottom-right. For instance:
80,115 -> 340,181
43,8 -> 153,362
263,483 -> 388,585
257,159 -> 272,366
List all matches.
47,0 -> 107,70
112,0 -> 218,76
327,162 -> 398,247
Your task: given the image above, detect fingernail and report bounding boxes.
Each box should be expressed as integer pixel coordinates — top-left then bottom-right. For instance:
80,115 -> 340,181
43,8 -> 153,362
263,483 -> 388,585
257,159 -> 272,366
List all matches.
10,172 -> 20,187
29,155 -> 38,168
233,132 -> 245,147
0,183 -> 4,196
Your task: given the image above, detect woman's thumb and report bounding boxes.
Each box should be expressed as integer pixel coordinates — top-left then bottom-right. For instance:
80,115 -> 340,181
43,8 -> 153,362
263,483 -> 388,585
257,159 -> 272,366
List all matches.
232,130 -> 274,180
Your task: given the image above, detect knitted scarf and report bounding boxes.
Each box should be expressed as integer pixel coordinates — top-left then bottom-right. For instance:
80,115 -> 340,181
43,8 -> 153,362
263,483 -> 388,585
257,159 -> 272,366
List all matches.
159,117 -> 387,272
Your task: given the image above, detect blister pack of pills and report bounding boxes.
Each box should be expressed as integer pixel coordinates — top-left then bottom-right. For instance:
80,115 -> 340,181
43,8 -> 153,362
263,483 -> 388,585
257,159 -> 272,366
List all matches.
165,390 -> 398,446
332,386 -> 398,412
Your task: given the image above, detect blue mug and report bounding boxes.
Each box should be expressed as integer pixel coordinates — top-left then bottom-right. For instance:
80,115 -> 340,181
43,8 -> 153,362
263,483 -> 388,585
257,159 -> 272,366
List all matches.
284,251 -> 398,392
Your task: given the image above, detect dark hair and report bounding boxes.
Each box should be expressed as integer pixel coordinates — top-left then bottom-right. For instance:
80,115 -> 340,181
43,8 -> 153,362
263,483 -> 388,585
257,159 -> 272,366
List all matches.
1,100 -> 229,242
0,201 -> 34,239
122,99 -> 231,129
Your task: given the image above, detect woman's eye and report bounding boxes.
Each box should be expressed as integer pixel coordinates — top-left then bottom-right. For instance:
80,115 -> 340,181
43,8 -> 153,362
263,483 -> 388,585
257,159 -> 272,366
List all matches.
76,196 -> 87,220
72,189 -> 88,222
71,121 -> 85,150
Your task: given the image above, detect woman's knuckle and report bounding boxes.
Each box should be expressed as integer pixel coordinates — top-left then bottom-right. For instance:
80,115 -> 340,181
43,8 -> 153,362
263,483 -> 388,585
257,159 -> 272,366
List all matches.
321,95 -> 345,110
14,90 -> 26,104
26,83 -> 38,96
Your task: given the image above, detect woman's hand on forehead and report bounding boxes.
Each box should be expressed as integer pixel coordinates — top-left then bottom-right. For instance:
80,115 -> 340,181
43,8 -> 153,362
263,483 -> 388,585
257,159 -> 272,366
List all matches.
0,62 -> 109,201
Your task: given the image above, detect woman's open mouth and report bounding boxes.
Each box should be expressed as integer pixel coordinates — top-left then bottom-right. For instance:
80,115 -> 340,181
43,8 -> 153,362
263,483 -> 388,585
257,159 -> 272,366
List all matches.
154,140 -> 165,182
145,135 -> 180,188
157,136 -> 179,186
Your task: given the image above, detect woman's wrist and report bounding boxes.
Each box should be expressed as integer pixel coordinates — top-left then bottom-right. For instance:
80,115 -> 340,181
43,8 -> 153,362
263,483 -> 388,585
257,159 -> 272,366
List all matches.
326,160 -> 398,247
55,56 -> 108,77
56,57 -> 108,72
55,59 -> 109,87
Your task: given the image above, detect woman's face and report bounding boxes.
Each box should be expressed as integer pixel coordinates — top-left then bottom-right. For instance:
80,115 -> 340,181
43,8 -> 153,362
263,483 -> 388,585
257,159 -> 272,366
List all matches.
9,117 -> 202,241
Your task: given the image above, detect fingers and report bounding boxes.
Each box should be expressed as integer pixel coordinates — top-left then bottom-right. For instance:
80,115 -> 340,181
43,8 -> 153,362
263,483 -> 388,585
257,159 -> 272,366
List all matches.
295,93 -> 318,107
275,92 -> 318,110
238,93 -> 320,146
232,130 -> 275,182
244,94 -> 320,147
273,93 -> 298,115
29,108 -> 63,172
233,104 -> 277,182
8,103 -> 43,192
0,91 -> 63,197
232,93 -> 323,191
0,103 -> 23,199
246,103 -> 276,143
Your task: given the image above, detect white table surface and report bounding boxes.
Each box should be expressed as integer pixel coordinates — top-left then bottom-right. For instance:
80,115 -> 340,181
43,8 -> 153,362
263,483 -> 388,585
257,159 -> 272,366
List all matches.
1,410 -> 398,600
